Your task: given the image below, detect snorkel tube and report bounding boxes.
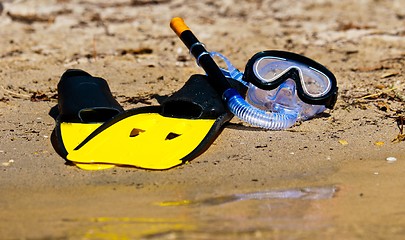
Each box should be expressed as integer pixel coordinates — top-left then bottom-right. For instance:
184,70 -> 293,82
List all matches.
170,17 -> 298,130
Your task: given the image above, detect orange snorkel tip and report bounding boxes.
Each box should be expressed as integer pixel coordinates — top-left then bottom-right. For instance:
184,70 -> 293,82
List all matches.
170,17 -> 232,94
170,17 -> 190,36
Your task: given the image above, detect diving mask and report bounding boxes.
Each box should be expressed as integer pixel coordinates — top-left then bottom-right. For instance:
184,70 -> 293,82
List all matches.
244,50 -> 337,109
211,51 -> 338,128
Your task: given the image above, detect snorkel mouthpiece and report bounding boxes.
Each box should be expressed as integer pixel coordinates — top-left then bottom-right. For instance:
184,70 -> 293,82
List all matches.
224,88 -> 298,130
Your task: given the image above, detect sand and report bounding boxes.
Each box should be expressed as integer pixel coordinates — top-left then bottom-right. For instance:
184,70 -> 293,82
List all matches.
0,0 -> 404,239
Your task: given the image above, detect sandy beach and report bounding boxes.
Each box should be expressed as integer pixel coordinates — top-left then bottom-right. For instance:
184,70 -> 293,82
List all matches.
1,0 -> 405,239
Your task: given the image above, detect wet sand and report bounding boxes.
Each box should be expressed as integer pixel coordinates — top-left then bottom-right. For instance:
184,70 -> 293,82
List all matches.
1,0 -> 405,239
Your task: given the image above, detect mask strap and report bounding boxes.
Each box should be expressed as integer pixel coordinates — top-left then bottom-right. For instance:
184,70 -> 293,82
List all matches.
209,52 -> 248,86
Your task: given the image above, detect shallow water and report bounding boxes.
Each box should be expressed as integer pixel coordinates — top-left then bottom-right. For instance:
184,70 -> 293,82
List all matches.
4,155 -> 403,240
65,186 -> 338,239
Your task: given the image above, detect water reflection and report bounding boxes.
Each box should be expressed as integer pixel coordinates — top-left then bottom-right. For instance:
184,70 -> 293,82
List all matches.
77,217 -> 195,239
160,185 -> 336,206
73,186 -> 336,239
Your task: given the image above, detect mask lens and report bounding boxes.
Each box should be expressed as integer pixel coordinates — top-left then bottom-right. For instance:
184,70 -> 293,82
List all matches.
253,57 -> 289,82
300,67 -> 331,97
253,57 -> 332,97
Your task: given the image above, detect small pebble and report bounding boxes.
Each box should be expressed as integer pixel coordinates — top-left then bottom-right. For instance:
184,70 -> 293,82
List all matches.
386,157 -> 397,162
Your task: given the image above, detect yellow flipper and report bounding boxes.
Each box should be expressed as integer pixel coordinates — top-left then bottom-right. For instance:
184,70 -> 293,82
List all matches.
59,122 -> 116,170
60,122 -> 102,152
67,113 -> 215,170
52,72 -> 232,170
73,163 -> 115,170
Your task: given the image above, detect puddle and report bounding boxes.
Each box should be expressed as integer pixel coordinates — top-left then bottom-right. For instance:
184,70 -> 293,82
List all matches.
159,186 -> 336,206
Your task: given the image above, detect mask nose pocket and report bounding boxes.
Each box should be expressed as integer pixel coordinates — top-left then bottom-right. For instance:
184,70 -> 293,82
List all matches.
269,80 -> 298,109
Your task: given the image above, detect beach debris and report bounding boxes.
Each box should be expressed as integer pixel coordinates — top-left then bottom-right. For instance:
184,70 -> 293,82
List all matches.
380,71 -> 400,79
30,91 -> 57,102
360,87 -> 397,100
338,139 -> 348,145
7,11 -> 56,24
375,100 -> 390,111
386,157 -> 397,162
83,0 -> 170,8
119,47 -> 153,56
1,85 -> 30,99
344,85 -> 403,113
392,115 -> 405,143
374,141 -> 384,146
6,7 -> 72,24
121,93 -> 156,105
131,0 -> 171,6
1,160 -> 14,167
159,186 -> 337,207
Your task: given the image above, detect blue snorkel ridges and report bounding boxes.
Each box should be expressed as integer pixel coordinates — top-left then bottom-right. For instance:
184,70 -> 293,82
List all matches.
223,88 -> 298,130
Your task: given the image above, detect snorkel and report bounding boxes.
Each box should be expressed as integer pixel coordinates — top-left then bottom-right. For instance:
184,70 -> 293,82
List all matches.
170,17 -> 299,130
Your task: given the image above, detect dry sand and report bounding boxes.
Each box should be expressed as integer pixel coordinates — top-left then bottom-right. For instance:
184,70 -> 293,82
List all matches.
0,0 -> 405,239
